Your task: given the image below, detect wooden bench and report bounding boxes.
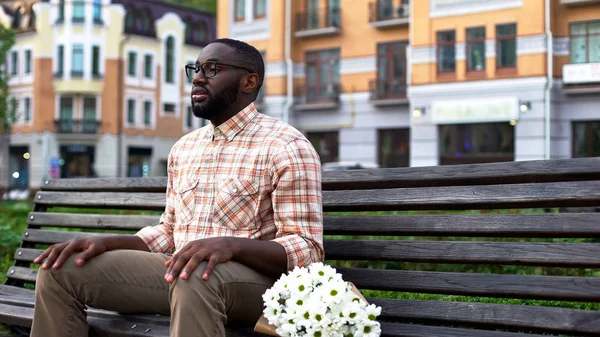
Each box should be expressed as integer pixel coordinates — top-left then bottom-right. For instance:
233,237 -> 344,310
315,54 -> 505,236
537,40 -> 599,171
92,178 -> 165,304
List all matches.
2,157 -> 600,337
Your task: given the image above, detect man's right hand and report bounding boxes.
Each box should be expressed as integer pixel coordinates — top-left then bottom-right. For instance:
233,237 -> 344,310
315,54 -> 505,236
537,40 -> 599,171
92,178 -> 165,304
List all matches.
34,237 -> 110,269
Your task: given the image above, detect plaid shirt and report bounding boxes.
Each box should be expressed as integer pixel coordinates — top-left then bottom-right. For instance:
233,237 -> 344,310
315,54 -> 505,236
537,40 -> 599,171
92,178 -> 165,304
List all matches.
136,103 -> 324,270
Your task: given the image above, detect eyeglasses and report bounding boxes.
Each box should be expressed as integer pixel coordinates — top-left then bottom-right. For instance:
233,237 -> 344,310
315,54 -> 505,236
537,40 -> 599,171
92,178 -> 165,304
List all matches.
185,61 -> 254,80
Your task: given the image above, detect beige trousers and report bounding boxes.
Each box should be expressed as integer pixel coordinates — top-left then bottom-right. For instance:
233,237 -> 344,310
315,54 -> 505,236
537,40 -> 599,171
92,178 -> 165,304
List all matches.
30,250 -> 275,337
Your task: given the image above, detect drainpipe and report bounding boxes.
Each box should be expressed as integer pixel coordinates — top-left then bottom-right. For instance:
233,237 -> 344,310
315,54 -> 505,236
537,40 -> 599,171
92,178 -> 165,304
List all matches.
544,0 -> 552,160
117,35 -> 130,177
282,0 -> 292,124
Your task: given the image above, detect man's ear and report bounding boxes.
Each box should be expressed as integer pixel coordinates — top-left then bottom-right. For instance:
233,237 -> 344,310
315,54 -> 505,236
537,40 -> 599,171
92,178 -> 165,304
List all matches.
241,73 -> 260,94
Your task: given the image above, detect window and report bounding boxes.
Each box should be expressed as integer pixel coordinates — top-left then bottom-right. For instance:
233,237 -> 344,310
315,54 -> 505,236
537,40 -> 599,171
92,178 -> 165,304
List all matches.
125,9 -> 134,29
83,97 -> 97,133
235,0 -> 246,22
165,37 -> 175,83
194,24 -> 206,42
439,123 -> 515,165
73,0 -> 85,22
23,97 -> 31,123
144,54 -> 153,78
72,44 -> 84,77
305,48 -> 340,103
59,96 -> 74,132
93,0 -> 102,23
570,20 -> 600,64
254,0 -> 267,19
8,97 -> 17,124
144,101 -> 152,126
92,46 -> 100,77
437,30 -> 455,73
467,27 -> 486,71
127,99 -> 136,124
378,128 -> 410,168
496,23 -> 517,69
57,0 -> 65,22
375,41 -> 407,99
127,147 -> 152,177
306,0 -> 319,29
10,51 -> 17,76
141,11 -> 151,30
573,121 -> 600,158
12,7 -> 21,29
186,106 -> 193,129
24,50 -> 31,74
306,131 -> 339,164
163,103 -> 176,115
128,51 -> 137,76
56,45 -> 64,76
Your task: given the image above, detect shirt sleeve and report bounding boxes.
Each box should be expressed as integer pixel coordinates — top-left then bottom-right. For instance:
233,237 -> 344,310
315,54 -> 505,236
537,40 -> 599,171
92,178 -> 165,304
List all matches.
270,138 -> 324,270
135,149 -> 176,254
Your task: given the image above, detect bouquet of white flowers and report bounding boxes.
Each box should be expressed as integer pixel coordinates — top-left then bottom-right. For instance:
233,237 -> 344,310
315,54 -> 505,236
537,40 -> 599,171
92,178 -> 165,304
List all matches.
255,262 -> 382,337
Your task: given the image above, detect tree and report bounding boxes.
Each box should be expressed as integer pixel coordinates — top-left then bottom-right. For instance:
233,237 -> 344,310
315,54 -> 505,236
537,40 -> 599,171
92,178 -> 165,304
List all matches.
0,23 -> 16,134
164,0 -> 217,14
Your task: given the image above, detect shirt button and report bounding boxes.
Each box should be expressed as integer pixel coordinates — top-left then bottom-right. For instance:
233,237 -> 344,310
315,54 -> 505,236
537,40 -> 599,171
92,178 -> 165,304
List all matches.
232,188 -> 238,193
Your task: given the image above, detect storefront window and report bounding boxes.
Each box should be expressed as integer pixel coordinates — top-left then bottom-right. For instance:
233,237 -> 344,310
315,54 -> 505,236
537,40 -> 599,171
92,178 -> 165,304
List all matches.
378,128 -> 410,168
573,121 -> 600,158
60,145 -> 95,178
9,146 -> 29,189
306,131 -> 339,165
128,147 -> 152,177
439,122 -> 515,165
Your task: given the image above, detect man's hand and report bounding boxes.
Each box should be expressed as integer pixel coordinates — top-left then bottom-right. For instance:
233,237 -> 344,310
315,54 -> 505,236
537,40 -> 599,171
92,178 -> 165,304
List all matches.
165,237 -> 237,283
33,237 -> 109,269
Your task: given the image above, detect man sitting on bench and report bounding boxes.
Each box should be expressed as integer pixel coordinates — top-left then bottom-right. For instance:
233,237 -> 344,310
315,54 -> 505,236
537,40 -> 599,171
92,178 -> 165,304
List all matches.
30,38 -> 324,337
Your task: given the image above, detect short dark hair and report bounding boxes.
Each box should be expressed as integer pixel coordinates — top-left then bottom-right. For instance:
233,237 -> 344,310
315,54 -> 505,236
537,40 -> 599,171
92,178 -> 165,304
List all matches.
209,38 -> 265,95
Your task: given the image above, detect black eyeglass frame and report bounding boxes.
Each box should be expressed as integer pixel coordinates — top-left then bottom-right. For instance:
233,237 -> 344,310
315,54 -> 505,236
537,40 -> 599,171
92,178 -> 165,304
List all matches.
185,61 -> 254,80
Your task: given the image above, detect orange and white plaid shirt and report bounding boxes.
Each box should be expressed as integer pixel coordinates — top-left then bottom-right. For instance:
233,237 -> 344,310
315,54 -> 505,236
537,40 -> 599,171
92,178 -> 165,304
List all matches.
136,103 -> 324,270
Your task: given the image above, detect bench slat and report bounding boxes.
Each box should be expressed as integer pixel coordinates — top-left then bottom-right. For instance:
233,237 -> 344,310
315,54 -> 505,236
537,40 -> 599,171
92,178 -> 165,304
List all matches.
6,267 -> 37,283
339,267 -> 600,302
326,240 -> 600,267
325,213 -> 600,237
0,285 -> 34,298
41,158 -> 600,191
22,229 -> 115,245
379,322 -> 549,337
27,212 -> 159,231
371,298 -> 600,335
323,180 -> 600,212
34,191 -> 165,210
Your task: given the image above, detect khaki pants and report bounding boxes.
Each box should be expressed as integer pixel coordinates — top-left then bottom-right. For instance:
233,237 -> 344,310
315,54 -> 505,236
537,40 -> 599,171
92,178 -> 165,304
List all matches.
30,250 -> 275,337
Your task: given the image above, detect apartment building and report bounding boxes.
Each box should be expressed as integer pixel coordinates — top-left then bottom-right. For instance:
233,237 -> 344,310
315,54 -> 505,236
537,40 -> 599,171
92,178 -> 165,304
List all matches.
218,0 -> 411,168
0,0 -> 215,193
218,0 -> 600,168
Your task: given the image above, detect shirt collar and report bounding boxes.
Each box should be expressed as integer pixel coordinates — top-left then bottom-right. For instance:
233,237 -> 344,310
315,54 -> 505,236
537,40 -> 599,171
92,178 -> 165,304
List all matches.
208,103 -> 258,141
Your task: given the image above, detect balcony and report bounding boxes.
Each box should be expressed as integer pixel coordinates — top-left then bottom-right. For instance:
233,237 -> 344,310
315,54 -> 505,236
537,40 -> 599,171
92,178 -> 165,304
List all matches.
560,0 -> 600,5
369,0 -> 409,28
295,83 -> 341,111
54,119 -> 101,134
369,79 -> 408,106
295,8 -> 341,38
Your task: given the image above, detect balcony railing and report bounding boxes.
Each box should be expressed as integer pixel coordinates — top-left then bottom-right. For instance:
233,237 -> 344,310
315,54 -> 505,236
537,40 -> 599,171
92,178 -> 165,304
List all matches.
55,119 -> 101,134
295,8 -> 341,37
295,83 -> 341,110
369,0 -> 410,28
369,79 -> 407,104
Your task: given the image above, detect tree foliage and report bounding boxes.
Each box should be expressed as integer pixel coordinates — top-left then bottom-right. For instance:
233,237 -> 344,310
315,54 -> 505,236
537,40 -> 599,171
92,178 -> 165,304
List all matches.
0,23 -> 15,134
164,0 -> 217,14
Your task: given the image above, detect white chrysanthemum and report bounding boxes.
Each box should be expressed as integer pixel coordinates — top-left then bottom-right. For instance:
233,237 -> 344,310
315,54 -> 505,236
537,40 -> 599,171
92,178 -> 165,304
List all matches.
355,320 -> 382,337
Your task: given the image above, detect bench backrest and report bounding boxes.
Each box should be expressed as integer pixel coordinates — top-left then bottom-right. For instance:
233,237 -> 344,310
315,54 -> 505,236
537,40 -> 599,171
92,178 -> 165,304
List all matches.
6,157 -> 600,336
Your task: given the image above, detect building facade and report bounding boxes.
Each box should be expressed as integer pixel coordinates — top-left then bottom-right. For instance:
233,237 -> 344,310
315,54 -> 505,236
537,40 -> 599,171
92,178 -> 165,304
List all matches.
217,0 -> 600,168
0,0 -> 215,194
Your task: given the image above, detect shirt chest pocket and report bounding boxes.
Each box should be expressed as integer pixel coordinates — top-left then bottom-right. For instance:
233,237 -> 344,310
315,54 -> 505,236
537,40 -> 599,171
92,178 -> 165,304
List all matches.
174,175 -> 199,225
213,177 -> 259,230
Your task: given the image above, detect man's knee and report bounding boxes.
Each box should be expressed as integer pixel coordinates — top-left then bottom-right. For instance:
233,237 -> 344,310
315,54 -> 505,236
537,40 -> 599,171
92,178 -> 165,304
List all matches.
36,255 -> 81,293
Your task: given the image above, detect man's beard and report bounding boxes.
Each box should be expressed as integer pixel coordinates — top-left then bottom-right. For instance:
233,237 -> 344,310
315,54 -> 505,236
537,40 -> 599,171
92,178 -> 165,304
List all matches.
192,81 -> 240,120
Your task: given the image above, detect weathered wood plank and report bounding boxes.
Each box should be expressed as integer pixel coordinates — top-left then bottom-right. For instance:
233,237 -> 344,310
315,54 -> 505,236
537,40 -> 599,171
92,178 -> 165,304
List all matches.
322,157 -> 600,190
21,229 -> 116,245
338,267 -> 600,302
378,322 -> 549,337
14,248 -> 42,262
6,267 -> 37,283
371,298 -> 600,335
27,212 -> 159,231
325,240 -> 600,267
41,158 -> 600,191
0,285 -> 34,298
324,213 -> 600,237
323,180 -> 600,212
34,192 -> 165,211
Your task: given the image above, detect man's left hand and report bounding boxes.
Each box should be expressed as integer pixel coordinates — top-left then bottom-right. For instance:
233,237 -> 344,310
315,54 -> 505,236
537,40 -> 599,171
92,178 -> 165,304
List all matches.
165,237 -> 237,283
